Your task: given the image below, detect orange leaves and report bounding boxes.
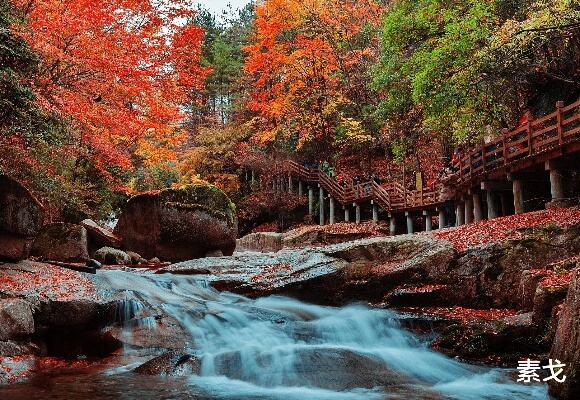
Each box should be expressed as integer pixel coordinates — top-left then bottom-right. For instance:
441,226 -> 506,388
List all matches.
11,0 -> 208,180
433,208 -> 580,252
244,0 -> 383,151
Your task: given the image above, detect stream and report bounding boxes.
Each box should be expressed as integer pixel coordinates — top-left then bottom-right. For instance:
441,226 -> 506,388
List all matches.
0,270 -> 549,399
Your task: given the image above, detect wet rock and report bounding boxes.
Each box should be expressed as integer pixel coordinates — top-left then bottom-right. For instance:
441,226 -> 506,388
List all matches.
445,226 -> 580,309
384,285 -> 449,307
134,351 -> 200,376
80,219 -> 122,252
205,249 -> 223,257
518,270 -> 545,311
115,184 -> 237,262
104,316 -> 187,350
282,223 -> 387,248
550,268 -> 580,399
0,260 -> 119,334
236,232 -> 283,253
161,235 -> 456,305
94,247 -> 131,266
86,259 -> 102,270
432,312 -> 542,364
31,223 -> 89,262
126,251 -> 145,265
0,299 -> 35,340
0,175 -> 44,261
0,340 -> 38,357
149,257 -> 161,264
532,284 -> 569,324
210,347 -> 419,392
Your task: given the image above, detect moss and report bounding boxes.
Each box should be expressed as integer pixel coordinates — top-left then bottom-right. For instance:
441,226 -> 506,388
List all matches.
158,184 -> 236,223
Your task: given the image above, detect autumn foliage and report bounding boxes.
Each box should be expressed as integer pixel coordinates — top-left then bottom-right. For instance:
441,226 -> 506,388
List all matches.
244,0 -> 382,157
12,0 -> 208,174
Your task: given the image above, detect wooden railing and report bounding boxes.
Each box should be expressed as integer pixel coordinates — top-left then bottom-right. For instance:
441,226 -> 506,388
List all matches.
457,99 -> 580,184
246,99 -> 579,214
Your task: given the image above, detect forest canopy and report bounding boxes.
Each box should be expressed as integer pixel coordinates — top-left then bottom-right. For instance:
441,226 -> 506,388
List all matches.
0,0 -> 578,221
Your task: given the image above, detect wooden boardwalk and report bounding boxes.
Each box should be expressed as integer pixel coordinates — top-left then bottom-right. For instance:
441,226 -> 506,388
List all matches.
242,98 -> 580,229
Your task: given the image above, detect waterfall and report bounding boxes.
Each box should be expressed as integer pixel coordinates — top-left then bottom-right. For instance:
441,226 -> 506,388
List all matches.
97,271 -> 549,400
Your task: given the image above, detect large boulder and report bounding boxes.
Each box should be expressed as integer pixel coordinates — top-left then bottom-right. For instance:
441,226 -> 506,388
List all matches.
30,223 -> 89,262
94,247 -> 131,265
0,299 -> 35,341
0,175 -> 44,261
115,184 -> 237,262
80,219 -> 122,253
549,268 -> 580,399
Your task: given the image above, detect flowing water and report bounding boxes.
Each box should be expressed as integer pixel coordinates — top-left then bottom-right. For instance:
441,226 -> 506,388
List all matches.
1,271 -> 549,400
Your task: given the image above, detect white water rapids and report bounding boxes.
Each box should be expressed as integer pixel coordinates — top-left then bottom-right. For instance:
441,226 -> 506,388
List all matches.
97,271 -> 549,400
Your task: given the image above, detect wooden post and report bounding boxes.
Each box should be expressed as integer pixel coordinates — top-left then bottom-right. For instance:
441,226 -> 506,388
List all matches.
319,187 -> 325,225
512,179 -> 524,214
556,101 -> 564,145
526,111 -> 534,156
298,180 -> 304,196
308,187 -> 314,215
389,213 -> 396,235
473,192 -> 483,222
487,191 -> 499,219
502,128 -> 509,165
465,196 -> 474,224
329,197 -> 335,225
344,206 -> 350,223
355,203 -> 361,224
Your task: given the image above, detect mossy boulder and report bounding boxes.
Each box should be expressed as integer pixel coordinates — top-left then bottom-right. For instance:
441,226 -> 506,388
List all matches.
114,184 -> 237,262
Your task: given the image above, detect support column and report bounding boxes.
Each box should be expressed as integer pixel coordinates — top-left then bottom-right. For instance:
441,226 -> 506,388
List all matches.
456,201 -> 465,226
298,180 -> 304,197
465,197 -> 474,224
423,210 -> 433,232
512,179 -> 524,214
548,168 -> 565,201
344,207 -> 350,223
406,212 -> 414,234
308,187 -> 314,215
319,187 -> 325,225
329,197 -> 335,225
372,203 -> 379,223
251,170 -> 256,185
389,214 -> 396,235
500,193 -> 509,216
473,192 -> 483,221
438,208 -> 446,229
288,175 -> 293,194
487,191 -> 499,219
355,203 -> 361,224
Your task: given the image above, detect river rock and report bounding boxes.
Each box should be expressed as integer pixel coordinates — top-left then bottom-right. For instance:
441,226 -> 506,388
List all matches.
549,268 -> 580,399
80,219 -> 122,251
236,232 -> 283,253
94,247 -> 131,265
30,223 -> 89,262
115,184 -> 237,262
161,235 -> 456,304
134,351 -> 200,376
0,299 -> 35,340
0,175 -> 44,261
